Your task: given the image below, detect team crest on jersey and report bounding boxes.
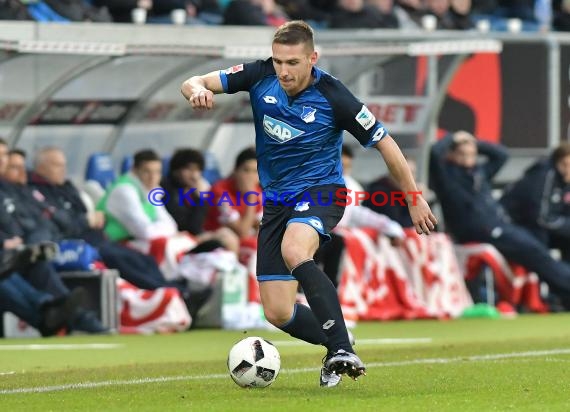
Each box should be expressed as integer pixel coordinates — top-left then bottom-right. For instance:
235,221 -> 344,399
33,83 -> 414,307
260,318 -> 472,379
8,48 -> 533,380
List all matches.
263,114 -> 304,143
294,201 -> 310,212
224,64 -> 244,75
301,106 -> 316,123
355,105 -> 376,131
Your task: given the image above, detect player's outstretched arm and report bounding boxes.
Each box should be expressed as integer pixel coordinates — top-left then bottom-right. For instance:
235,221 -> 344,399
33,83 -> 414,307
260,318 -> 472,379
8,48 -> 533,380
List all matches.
181,70 -> 224,110
375,135 -> 438,235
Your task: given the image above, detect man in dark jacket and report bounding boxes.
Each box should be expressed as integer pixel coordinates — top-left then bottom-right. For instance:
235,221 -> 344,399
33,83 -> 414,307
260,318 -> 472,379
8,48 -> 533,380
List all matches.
22,147 -> 173,291
430,131 -> 570,308
0,242 -> 86,337
26,147 -> 212,319
502,143 -> 570,264
0,143 -> 107,334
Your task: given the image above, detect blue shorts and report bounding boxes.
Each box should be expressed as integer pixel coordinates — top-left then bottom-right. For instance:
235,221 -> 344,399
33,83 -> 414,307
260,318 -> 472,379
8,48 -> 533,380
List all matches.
256,184 -> 345,282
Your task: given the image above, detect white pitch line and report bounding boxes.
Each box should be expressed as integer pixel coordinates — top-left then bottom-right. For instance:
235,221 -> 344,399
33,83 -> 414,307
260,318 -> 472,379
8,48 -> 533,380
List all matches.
0,343 -> 124,351
1,348 -> 569,395
274,338 -> 432,346
0,371 -> 15,376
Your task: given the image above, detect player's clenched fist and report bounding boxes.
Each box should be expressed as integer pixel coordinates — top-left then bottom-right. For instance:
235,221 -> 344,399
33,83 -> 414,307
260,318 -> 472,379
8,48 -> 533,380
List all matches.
189,89 -> 214,110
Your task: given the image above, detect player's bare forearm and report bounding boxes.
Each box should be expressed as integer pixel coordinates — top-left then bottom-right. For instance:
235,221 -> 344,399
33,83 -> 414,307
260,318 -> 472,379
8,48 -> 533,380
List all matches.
181,70 -> 224,110
375,136 -> 438,234
375,136 -> 417,200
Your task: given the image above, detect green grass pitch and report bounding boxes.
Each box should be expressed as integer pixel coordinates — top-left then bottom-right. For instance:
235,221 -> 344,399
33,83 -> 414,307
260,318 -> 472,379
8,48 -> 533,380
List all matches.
1,314 -> 569,411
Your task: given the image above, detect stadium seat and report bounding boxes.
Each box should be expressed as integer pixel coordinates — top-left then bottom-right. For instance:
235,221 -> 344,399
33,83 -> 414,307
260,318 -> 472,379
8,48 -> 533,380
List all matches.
121,155 -> 133,174
85,152 -> 116,189
202,151 -> 222,184
162,156 -> 171,177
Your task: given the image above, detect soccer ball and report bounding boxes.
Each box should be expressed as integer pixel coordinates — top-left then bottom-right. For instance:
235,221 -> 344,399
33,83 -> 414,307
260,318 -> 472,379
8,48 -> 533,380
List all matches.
227,337 -> 281,388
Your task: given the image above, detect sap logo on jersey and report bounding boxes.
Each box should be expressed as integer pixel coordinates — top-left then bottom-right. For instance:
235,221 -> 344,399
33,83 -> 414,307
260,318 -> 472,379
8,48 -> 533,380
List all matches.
263,115 -> 305,143
355,105 -> 376,131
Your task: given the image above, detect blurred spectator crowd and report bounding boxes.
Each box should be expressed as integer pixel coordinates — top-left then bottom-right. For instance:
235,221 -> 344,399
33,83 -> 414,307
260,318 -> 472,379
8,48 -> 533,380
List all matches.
1,129 -> 570,338
1,0 -> 570,32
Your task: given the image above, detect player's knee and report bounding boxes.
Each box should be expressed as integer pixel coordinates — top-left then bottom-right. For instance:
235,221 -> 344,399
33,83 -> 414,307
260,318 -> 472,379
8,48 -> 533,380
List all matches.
281,239 -> 311,270
263,305 -> 294,327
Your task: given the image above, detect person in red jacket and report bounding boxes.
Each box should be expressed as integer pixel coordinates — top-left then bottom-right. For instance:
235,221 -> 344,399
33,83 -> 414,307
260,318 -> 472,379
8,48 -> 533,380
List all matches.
205,147 -> 263,239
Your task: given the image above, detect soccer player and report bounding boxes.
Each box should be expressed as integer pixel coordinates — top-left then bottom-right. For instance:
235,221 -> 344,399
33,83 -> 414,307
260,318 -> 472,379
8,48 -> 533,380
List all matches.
181,20 -> 436,387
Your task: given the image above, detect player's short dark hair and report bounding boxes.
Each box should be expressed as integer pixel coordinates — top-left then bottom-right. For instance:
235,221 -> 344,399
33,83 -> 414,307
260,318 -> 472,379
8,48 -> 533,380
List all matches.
235,147 -> 257,170
0,137 -> 7,147
273,20 -> 314,51
342,145 -> 354,159
169,149 -> 205,173
552,143 -> 570,164
9,148 -> 26,158
134,149 -> 161,169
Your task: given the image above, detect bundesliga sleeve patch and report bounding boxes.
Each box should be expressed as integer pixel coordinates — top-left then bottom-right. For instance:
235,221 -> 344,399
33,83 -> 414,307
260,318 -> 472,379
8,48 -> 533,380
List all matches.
224,64 -> 244,75
355,105 -> 376,131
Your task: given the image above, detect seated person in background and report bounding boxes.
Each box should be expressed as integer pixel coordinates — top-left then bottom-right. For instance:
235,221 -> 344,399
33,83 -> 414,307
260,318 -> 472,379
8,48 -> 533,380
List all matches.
554,0 -> 570,31
162,148 -> 239,254
0,271 -> 83,337
0,144 -> 106,334
0,240 -> 58,280
367,0 -> 420,29
429,0 -> 473,30
502,143 -> 570,264
364,153 -> 432,228
223,0 -> 289,27
0,233 -> 105,335
430,130 -> 570,309
275,0 -> 330,25
205,147 -> 263,239
98,149 -> 179,243
23,148 -> 173,293
94,0 -> 222,24
329,0 -> 399,28
395,0 -> 425,26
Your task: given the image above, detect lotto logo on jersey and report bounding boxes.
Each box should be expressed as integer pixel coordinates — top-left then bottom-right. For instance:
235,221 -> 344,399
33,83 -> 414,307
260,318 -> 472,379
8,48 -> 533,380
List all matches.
224,64 -> 244,75
307,218 -> 323,230
355,105 -> 376,131
371,126 -> 385,142
263,114 -> 305,143
263,96 -> 278,104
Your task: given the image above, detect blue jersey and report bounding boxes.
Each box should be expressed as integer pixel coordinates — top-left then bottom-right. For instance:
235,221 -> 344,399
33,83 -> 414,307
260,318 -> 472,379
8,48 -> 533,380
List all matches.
219,59 -> 388,198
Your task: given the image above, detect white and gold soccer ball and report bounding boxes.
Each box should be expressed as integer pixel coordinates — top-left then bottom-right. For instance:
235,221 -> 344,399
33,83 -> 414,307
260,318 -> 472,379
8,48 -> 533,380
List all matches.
227,337 -> 281,388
